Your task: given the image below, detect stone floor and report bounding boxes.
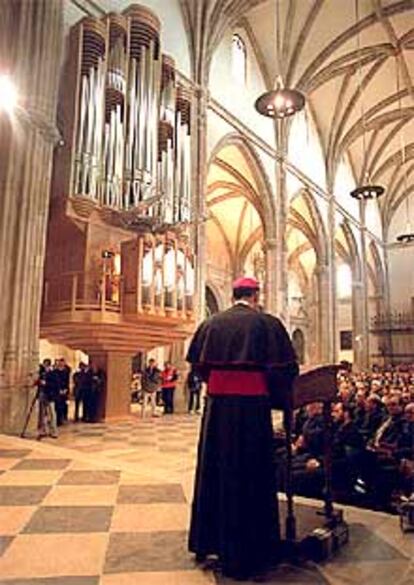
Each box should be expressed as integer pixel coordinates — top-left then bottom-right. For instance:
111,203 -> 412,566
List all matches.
0,412 -> 412,584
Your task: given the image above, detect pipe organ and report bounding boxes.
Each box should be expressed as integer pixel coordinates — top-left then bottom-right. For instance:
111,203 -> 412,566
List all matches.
44,3 -> 196,366
42,4 -> 196,420
56,4 -> 193,227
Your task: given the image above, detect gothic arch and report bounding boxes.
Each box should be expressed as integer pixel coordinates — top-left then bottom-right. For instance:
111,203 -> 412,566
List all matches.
289,187 -> 328,265
335,220 -> 362,282
207,132 -> 276,240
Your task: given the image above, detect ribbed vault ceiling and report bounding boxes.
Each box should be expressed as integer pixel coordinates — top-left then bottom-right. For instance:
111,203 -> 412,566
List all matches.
240,0 -> 414,225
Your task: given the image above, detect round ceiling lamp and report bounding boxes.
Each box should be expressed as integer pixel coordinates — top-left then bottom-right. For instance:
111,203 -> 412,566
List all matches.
396,232 -> 414,244
396,194 -> 414,243
349,0 -> 385,201
255,77 -> 305,119
254,0 -> 305,120
393,55 -> 414,244
350,184 -> 385,200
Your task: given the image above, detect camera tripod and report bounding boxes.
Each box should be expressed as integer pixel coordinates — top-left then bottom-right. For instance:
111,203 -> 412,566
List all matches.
20,388 -> 57,440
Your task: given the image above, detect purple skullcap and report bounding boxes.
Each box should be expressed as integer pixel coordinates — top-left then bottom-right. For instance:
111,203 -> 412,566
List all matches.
232,276 -> 260,290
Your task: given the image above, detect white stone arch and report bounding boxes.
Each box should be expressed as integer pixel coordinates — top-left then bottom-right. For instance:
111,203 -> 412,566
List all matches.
289,187 -> 328,266
207,132 -> 276,240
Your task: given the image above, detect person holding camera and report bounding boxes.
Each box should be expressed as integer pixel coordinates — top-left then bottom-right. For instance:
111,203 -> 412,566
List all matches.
36,359 -> 59,439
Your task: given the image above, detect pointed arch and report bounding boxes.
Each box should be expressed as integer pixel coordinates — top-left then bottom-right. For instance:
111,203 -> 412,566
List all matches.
207,132 -> 276,239
289,187 -> 328,265
335,220 -> 362,281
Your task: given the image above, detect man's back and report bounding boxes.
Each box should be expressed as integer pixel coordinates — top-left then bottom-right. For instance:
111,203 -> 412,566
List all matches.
189,303 -> 296,372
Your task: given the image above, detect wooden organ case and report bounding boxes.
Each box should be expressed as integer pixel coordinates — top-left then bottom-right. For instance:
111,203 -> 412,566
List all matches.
41,5 -> 195,418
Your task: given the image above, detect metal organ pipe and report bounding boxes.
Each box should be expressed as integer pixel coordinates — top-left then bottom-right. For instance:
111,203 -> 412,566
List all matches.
73,18 -> 106,201
123,5 -> 161,211
158,55 -> 176,224
102,14 -> 127,209
67,5 -> 193,228
176,85 -> 192,223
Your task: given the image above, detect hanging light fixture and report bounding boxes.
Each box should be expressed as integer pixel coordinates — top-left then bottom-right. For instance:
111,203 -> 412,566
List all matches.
350,184 -> 385,200
254,0 -> 305,119
349,0 -> 385,201
393,55 -> 414,243
396,195 -> 414,243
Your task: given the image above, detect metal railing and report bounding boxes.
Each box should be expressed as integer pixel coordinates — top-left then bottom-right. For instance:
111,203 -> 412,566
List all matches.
371,311 -> 414,331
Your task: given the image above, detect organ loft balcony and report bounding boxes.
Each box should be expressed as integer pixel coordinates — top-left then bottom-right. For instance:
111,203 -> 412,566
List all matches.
41,208 -> 195,353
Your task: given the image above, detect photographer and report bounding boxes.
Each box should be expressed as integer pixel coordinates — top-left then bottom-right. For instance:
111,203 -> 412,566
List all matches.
36,359 -> 59,438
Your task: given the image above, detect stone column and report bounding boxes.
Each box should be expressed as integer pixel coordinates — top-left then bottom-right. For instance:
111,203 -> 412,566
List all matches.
327,193 -> 337,363
315,264 -> 331,364
192,88 -> 209,323
168,340 -> 188,414
352,281 -> 367,371
264,238 -> 277,315
89,352 -> 132,420
0,0 -> 63,434
357,202 -> 370,369
380,245 -> 393,360
274,121 -> 289,324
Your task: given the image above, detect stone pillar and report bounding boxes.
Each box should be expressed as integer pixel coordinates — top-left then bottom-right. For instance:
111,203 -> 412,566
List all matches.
274,121 -> 289,324
264,238 -> 277,315
0,0 -> 63,434
168,340 -> 188,414
192,88 -> 209,323
380,245 -> 393,360
90,352 -> 132,420
352,282 -> 367,371
315,264 -> 331,364
327,194 -> 337,363
350,204 -> 370,371
357,203 -> 370,369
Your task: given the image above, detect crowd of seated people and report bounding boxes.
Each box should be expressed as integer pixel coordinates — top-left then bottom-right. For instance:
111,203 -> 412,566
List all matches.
277,364 -> 414,512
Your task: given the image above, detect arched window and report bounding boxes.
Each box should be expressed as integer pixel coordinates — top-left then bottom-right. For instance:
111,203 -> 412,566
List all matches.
232,34 -> 246,85
337,263 -> 352,299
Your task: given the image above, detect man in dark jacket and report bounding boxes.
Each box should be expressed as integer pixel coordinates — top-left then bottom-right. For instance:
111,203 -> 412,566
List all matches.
55,358 -> 71,426
37,359 -> 59,438
187,367 -> 202,414
360,393 -> 385,444
187,277 -> 298,580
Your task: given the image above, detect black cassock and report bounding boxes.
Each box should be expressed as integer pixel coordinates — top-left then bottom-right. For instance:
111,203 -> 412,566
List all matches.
187,303 -> 298,578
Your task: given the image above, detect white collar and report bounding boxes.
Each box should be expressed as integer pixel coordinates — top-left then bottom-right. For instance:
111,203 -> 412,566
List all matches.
234,300 -> 251,307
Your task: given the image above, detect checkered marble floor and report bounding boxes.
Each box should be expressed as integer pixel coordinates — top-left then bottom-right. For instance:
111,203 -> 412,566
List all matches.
0,413 -> 412,584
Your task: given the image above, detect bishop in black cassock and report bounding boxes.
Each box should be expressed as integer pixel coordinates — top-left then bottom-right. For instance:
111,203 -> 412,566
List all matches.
187,277 -> 298,580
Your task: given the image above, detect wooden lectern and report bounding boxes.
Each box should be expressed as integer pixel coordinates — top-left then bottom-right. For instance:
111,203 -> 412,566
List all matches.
274,365 -> 349,559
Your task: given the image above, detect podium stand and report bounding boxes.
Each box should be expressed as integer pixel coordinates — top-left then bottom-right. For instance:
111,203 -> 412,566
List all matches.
276,365 -> 349,560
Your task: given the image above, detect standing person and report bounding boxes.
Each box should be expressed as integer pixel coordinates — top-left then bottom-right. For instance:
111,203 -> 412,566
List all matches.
89,364 -> 105,422
186,277 -> 298,580
72,362 -> 87,422
55,358 -> 71,425
81,364 -> 94,422
141,359 -> 161,417
161,361 -> 178,414
36,359 -> 59,439
187,367 -> 202,414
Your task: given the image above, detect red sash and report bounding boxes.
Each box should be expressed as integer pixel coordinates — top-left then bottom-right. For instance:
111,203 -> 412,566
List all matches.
208,370 -> 268,396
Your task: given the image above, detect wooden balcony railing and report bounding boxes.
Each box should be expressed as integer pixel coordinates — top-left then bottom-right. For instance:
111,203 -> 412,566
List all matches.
43,270 -> 194,320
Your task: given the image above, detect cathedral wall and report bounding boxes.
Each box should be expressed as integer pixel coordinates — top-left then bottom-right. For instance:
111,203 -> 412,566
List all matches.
388,246 -> 414,313
336,299 -> 353,364
208,29 -> 276,148
333,156 -> 360,223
